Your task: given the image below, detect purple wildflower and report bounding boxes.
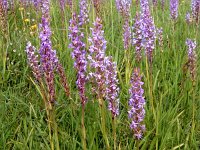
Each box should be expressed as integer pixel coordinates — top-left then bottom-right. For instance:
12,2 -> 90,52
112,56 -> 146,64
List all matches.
186,12 -> 192,24
115,0 -> 132,19
25,42 -> 42,81
123,19 -> 131,50
59,0 -> 65,12
186,39 -> 197,82
156,27 -> 163,48
170,0 -> 179,20
105,57 -> 119,117
88,17 -> 107,98
191,0 -> 200,22
128,67 -> 146,140
39,0 -> 58,103
140,0 -> 156,64
78,0 -> 89,26
132,12 -> 143,62
69,13 -> 87,105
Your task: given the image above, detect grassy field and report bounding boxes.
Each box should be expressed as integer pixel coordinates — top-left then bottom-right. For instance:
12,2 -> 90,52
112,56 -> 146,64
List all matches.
0,0 -> 200,149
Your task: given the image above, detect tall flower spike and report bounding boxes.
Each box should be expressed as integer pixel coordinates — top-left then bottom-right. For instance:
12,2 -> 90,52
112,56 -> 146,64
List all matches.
186,12 -> 192,24
156,27 -> 163,48
132,12 -> 143,62
105,57 -> 120,117
88,17 -> 107,98
123,19 -> 131,50
152,0 -> 158,6
78,0 -> 89,26
170,0 -> 179,20
161,0 -> 165,10
140,0 -> 156,64
186,39 -> 197,83
39,0 -> 58,103
69,13 -> 87,105
115,0 -> 132,19
128,67 -> 146,140
25,42 -> 42,81
191,0 -> 200,23
59,0 -> 66,12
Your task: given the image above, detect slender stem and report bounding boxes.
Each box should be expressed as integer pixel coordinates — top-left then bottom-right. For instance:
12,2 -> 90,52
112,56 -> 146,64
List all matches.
112,116 -> 116,150
81,104 -> 87,150
98,98 -> 110,150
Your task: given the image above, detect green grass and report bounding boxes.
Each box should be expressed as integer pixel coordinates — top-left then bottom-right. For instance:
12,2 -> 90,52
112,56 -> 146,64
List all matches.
0,0 -> 200,149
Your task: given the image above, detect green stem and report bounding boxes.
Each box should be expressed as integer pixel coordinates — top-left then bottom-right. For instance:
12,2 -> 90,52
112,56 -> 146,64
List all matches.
112,116 -> 116,150
81,104 -> 87,150
98,98 -> 110,150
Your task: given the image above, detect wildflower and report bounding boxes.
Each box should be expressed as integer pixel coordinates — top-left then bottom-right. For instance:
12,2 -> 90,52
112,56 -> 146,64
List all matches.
156,27 -> 163,48
69,13 -> 87,104
185,12 -> 192,24
25,42 -> 42,81
128,67 -> 146,140
152,0 -> 158,6
140,0 -> 156,64
161,0 -> 165,10
105,57 -> 119,117
115,0 -> 132,19
170,0 -> 179,20
88,17 -> 107,98
186,39 -> 197,83
30,24 -> 37,30
123,19 -> 131,50
191,0 -> 200,23
78,0 -> 89,26
24,18 -> 30,22
132,12 -> 143,62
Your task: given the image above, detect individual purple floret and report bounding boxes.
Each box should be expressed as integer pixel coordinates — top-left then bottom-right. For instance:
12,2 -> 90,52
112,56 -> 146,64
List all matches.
78,0 -> 89,26
186,12 -> 192,24
191,0 -> 200,22
88,17 -> 107,98
104,57 -> 119,117
115,0 -> 132,19
170,0 -> 179,20
140,0 -> 156,64
132,12 -> 143,62
128,67 -> 146,140
25,42 -> 42,81
69,13 -> 87,105
186,39 -> 197,83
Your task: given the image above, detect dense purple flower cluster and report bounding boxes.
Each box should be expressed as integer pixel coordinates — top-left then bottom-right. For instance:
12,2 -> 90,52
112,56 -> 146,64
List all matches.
123,20 -> 131,50
170,0 -> 179,20
78,0 -> 89,26
128,68 -> 145,140
191,0 -> 200,22
88,17 -> 107,97
59,0 -> 65,12
140,0 -> 156,64
186,39 -> 197,82
104,57 -> 119,117
25,42 -> 42,81
115,0 -> 132,19
39,0 -> 58,103
132,13 -> 143,62
156,27 -> 163,47
69,13 -> 87,105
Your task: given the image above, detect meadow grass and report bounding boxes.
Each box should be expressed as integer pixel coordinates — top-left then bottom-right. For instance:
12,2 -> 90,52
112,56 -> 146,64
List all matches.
0,0 -> 200,149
